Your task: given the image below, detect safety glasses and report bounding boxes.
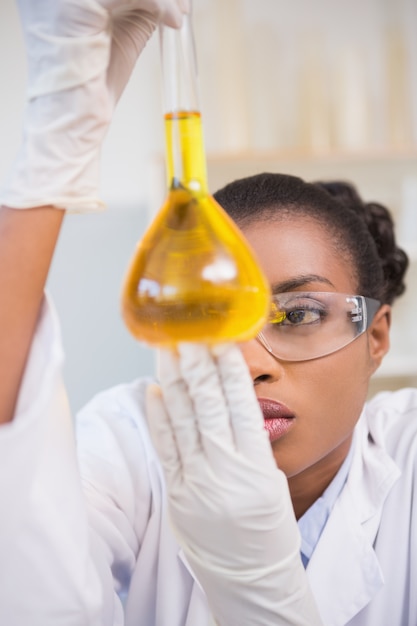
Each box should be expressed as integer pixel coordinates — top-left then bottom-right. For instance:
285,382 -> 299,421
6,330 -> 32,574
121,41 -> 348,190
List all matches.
257,291 -> 381,362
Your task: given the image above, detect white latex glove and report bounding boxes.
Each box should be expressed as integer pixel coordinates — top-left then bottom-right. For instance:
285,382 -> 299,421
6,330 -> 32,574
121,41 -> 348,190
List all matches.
0,0 -> 189,212
146,343 -> 323,626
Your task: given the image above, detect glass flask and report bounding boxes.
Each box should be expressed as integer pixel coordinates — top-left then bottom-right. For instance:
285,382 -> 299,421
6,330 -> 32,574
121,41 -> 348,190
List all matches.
120,10 -> 270,347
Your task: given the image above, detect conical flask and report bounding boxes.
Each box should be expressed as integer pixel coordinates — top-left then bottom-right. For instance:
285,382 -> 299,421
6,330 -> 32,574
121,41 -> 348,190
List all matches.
121,9 -> 270,347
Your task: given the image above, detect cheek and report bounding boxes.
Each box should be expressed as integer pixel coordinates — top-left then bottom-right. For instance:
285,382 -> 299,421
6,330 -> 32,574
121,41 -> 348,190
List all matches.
309,341 -> 371,429
319,348 -> 368,402
273,340 -> 371,475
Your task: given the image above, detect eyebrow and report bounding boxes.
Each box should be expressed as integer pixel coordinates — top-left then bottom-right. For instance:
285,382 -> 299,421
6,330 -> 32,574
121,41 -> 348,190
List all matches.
270,274 -> 335,294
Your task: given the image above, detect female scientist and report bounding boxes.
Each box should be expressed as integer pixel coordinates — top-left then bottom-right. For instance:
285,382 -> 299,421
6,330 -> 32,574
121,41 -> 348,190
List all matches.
0,0 -> 416,625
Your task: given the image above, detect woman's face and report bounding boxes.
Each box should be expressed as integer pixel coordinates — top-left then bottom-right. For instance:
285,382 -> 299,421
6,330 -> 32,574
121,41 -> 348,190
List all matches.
240,216 -> 389,516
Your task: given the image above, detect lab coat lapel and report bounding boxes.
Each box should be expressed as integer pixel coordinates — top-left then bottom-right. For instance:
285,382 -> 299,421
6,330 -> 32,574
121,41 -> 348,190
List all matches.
306,421 -> 400,626
306,490 -> 383,625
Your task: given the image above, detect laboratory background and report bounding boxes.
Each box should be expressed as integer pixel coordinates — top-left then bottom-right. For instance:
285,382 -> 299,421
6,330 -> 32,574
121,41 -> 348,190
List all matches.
0,0 -> 416,413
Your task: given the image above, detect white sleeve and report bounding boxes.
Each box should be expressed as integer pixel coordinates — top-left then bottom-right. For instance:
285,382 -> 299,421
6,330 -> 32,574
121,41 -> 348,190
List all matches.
74,377 -> 156,621
0,294 -> 126,625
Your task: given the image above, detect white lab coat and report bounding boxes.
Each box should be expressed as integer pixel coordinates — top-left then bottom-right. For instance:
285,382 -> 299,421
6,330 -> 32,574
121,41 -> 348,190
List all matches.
1,296 -> 416,626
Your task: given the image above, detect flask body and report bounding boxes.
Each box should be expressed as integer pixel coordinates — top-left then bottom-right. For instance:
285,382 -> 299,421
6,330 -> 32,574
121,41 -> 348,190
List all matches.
121,185 -> 270,346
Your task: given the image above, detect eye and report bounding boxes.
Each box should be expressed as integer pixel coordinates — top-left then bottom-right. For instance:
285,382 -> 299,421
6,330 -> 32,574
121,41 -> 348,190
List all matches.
284,307 -> 322,325
269,297 -> 328,327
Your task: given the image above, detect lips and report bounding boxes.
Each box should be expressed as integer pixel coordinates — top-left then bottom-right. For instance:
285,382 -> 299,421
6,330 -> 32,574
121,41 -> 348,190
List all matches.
258,398 -> 295,442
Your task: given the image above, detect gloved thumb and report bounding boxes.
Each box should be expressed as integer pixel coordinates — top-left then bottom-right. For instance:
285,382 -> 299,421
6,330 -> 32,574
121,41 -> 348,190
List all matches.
106,9 -> 156,104
107,1 -> 190,105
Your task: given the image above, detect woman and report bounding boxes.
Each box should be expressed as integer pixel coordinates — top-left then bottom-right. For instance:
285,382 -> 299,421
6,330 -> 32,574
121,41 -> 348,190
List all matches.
0,1 -> 415,625
76,172 -> 413,625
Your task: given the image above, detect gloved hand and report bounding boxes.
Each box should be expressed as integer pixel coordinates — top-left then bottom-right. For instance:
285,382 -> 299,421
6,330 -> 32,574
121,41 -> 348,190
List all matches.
0,0 -> 188,212
146,343 -> 323,626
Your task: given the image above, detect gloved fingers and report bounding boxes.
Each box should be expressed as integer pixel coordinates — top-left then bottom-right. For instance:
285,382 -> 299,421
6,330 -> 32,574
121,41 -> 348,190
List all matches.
107,0 -> 189,105
156,348 -> 206,472
158,0 -> 190,28
107,9 -> 157,104
100,0 -> 189,28
213,343 -> 275,464
18,0 -> 188,100
130,0 -> 189,28
174,343 -> 238,463
145,383 -> 183,487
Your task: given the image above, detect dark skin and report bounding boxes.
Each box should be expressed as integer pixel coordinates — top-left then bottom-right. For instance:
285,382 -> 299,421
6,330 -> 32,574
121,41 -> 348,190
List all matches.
239,216 -> 391,519
0,206 -> 64,425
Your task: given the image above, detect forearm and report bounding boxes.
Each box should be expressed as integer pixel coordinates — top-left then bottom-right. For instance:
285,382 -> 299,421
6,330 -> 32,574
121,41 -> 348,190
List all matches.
0,205 -> 64,424
0,0 -> 187,424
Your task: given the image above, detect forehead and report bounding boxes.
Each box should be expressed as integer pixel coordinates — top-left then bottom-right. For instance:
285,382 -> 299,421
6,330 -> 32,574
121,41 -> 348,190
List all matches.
241,216 -> 358,294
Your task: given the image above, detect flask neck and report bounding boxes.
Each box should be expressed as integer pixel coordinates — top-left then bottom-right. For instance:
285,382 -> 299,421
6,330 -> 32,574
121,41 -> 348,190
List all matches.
160,14 -> 208,194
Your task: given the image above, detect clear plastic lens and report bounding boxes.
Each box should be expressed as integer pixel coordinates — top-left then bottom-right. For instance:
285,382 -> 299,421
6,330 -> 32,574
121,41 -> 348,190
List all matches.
258,292 -> 380,362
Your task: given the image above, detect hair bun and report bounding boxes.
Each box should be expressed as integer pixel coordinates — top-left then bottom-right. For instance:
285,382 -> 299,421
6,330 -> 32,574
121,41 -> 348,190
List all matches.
316,180 -> 409,304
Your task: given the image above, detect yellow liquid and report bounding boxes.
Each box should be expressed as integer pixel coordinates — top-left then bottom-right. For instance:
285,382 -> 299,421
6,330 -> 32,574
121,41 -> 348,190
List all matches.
121,112 -> 270,347
164,111 -> 208,193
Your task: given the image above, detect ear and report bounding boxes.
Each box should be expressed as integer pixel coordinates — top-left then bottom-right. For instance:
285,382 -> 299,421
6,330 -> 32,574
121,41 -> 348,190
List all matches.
367,304 -> 391,372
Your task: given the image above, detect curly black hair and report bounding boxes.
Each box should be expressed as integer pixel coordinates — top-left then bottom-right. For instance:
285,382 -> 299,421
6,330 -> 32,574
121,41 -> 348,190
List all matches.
213,172 -> 408,305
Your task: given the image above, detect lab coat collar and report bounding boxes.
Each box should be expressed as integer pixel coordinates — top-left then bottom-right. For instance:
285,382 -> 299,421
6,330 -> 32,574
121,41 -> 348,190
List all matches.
306,415 -> 401,626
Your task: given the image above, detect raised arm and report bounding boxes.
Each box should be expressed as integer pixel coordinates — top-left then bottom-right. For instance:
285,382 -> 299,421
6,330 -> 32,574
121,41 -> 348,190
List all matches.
0,0 -> 187,425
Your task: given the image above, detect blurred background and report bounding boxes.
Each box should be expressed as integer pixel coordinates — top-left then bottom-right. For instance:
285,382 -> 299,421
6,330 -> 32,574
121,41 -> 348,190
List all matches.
0,0 -> 416,412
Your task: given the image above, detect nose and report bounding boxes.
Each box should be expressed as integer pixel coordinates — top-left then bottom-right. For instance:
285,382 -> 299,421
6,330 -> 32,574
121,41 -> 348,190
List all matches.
239,337 -> 285,386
